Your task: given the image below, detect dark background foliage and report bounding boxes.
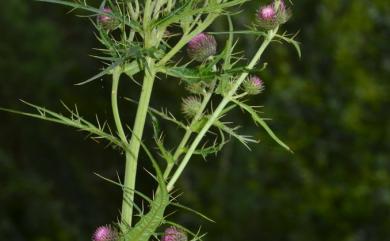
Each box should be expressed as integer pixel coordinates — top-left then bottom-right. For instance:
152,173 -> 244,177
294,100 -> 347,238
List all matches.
1,0 -> 389,240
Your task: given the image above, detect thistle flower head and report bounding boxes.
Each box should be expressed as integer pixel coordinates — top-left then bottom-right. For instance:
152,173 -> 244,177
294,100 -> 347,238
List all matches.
98,7 -> 119,31
181,96 -> 202,118
258,5 -> 276,21
161,227 -> 188,241
98,7 -> 112,22
187,33 -> 217,62
243,76 -> 265,95
92,225 -> 118,241
186,82 -> 206,94
256,0 -> 291,30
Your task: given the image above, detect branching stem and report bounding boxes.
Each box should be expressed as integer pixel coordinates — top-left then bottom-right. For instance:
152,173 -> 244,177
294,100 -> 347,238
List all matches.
163,80 -> 216,180
166,28 -> 279,192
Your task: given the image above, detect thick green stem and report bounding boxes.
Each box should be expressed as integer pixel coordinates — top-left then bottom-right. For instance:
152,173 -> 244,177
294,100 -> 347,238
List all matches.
166,29 -> 278,191
121,57 -> 156,229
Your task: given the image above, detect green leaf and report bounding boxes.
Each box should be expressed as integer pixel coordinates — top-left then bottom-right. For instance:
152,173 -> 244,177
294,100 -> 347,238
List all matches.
0,100 -> 126,151
149,112 -> 175,165
183,137 -> 227,159
160,66 -> 215,84
171,202 -> 215,223
275,32 -> 302,59
152,0 -> 195,29
153,0 -> 248,29
124,97 -> 188,130
76,60 -> 121,85
37,0 -> 141,31
213,120 -> 257,150
231,99 -> 293,153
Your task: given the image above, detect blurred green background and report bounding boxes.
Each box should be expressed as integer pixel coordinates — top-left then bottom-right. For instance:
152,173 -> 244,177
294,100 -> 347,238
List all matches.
1,0 -> 389,240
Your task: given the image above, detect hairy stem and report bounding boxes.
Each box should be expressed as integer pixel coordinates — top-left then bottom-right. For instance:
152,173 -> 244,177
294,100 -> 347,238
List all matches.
167,28 -> 278,191
121,57 -> 156,229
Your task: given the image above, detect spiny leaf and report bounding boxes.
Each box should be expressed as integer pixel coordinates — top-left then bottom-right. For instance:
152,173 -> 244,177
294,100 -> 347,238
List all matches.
124,97 -> 188,130
155,137 -> 175,165
183,138 -> 227,159
0,101 -> 126,151
76,60 -> 121,85
160,66 -> 215,84
275,32 -> 302,59
37,0 -> 141,30
231,99 -> 293,153
150,112 -> 175,165
94,173 -> 150,214
153,0 -> 248,29
170,202 -> 215,223
213,120 -> 257,150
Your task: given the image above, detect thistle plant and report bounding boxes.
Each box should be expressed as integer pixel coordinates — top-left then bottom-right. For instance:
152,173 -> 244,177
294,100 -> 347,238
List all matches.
1,0 -> 301,240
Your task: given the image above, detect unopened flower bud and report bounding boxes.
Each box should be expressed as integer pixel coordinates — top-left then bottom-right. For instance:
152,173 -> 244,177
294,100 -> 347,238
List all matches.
92,225 -> 118,241
273,0 -> 290,24
187,33 -> 217,62
181,96 -> 202,118
186,82 -> 206,94
243,76 -> 264,95
161,226 -> 188,241
256,0 -> 291,30
215,78 -> 234,96
98,7 -> 119,31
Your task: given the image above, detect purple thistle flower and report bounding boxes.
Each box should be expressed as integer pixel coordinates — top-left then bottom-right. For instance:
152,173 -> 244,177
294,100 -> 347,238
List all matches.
251,76 -> 263,87
243,76 -> 265,95
256,0 -> 291,30
98,7 -> 119,31
98,8 -> 112,23
187,33 -> 217,62
258,5 -> 276,21
92,225 -> 118,241
161,227 -> 188,241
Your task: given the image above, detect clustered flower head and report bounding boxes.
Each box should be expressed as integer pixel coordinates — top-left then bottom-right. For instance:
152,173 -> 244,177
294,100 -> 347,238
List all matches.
187,33 -> 217,62
92,225 -> 118,241
243,75 -> 265,95
161,227 -> 188,241
98,7 -> 119,31
181,96 -> 203,118
256,0 -> 291,30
